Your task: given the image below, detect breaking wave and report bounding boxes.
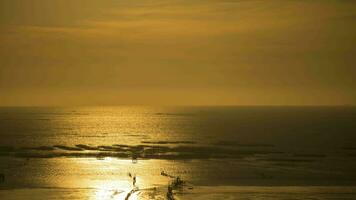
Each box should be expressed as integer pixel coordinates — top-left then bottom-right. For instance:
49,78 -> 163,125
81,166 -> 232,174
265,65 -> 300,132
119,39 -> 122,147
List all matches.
0,143 -> 283,160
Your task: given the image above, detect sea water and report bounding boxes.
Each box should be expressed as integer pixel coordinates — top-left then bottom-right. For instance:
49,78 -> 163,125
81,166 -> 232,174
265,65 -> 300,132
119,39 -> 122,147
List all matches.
0,106 -> 356,199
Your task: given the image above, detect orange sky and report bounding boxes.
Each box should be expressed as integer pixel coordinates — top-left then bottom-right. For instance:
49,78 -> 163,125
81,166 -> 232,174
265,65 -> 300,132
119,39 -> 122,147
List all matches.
0,0 -> 355,106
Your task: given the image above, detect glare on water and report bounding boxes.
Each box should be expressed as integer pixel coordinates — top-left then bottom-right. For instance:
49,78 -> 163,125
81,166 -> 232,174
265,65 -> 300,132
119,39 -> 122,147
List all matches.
2,107 -> 356,199
52,158 -> 188,200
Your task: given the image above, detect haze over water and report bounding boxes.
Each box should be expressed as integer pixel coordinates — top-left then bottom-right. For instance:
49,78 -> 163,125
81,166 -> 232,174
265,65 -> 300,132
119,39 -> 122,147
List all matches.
1,106 -> 356,199
0,1 -> 356,199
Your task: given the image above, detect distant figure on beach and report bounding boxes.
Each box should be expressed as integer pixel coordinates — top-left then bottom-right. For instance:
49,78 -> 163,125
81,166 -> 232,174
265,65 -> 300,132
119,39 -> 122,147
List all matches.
167,185 -> 174,200
133,176 -> 136,186
132,154 -> 138,164
0,173 -> 4,183
128,172 -> 137,187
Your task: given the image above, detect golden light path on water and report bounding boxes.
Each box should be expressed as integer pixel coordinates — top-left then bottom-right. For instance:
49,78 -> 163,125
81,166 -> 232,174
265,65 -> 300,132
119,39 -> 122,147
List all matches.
39,107 -> 192,199
58,157 -> 190,200
56,106 -> 187,147
90,158 -> 137,200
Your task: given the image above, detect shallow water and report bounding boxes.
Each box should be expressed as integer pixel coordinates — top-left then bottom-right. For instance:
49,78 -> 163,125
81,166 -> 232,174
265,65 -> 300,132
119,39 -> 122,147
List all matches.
1,106 -> 356,199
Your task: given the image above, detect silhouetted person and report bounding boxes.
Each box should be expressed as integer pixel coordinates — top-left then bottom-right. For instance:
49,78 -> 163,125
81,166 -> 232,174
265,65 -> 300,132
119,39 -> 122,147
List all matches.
133,176 -> 136,186
167,185 -> 174,200
132,154 -> 138,163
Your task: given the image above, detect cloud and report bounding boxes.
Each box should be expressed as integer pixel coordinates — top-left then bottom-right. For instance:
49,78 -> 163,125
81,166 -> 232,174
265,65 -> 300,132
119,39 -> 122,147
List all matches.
0,0 -> 356,105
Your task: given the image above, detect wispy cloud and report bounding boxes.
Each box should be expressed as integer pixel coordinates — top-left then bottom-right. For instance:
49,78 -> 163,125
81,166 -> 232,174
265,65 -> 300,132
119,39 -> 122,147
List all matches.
1,0 -> 355,105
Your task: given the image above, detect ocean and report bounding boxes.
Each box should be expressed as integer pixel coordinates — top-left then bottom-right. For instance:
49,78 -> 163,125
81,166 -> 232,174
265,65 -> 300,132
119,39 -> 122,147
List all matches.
0,106 -> 356,199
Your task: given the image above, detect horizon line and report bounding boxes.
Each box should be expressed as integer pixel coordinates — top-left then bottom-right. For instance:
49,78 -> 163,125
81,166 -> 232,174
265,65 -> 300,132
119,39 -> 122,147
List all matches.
0,104 -> 355,108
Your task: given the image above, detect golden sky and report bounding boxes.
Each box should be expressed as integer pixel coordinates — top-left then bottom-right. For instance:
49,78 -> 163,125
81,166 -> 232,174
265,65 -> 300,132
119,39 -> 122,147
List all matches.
0,0 -> 355,106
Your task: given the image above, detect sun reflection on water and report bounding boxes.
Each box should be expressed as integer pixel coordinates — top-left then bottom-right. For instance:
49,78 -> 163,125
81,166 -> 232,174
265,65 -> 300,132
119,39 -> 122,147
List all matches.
92,181 -> 139,200
50,157 -> 192,200
73,158 -> 152,200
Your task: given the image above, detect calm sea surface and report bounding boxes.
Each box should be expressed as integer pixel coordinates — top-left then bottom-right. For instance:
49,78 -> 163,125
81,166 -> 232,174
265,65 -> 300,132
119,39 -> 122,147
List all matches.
1,106 -> 356,199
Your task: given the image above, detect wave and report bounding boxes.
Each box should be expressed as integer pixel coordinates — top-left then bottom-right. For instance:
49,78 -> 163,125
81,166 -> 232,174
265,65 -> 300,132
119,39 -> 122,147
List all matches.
0,144 -> 283,160
142,141 -> 197,145
155,113 -> 195,116
213,141 -> 275,147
